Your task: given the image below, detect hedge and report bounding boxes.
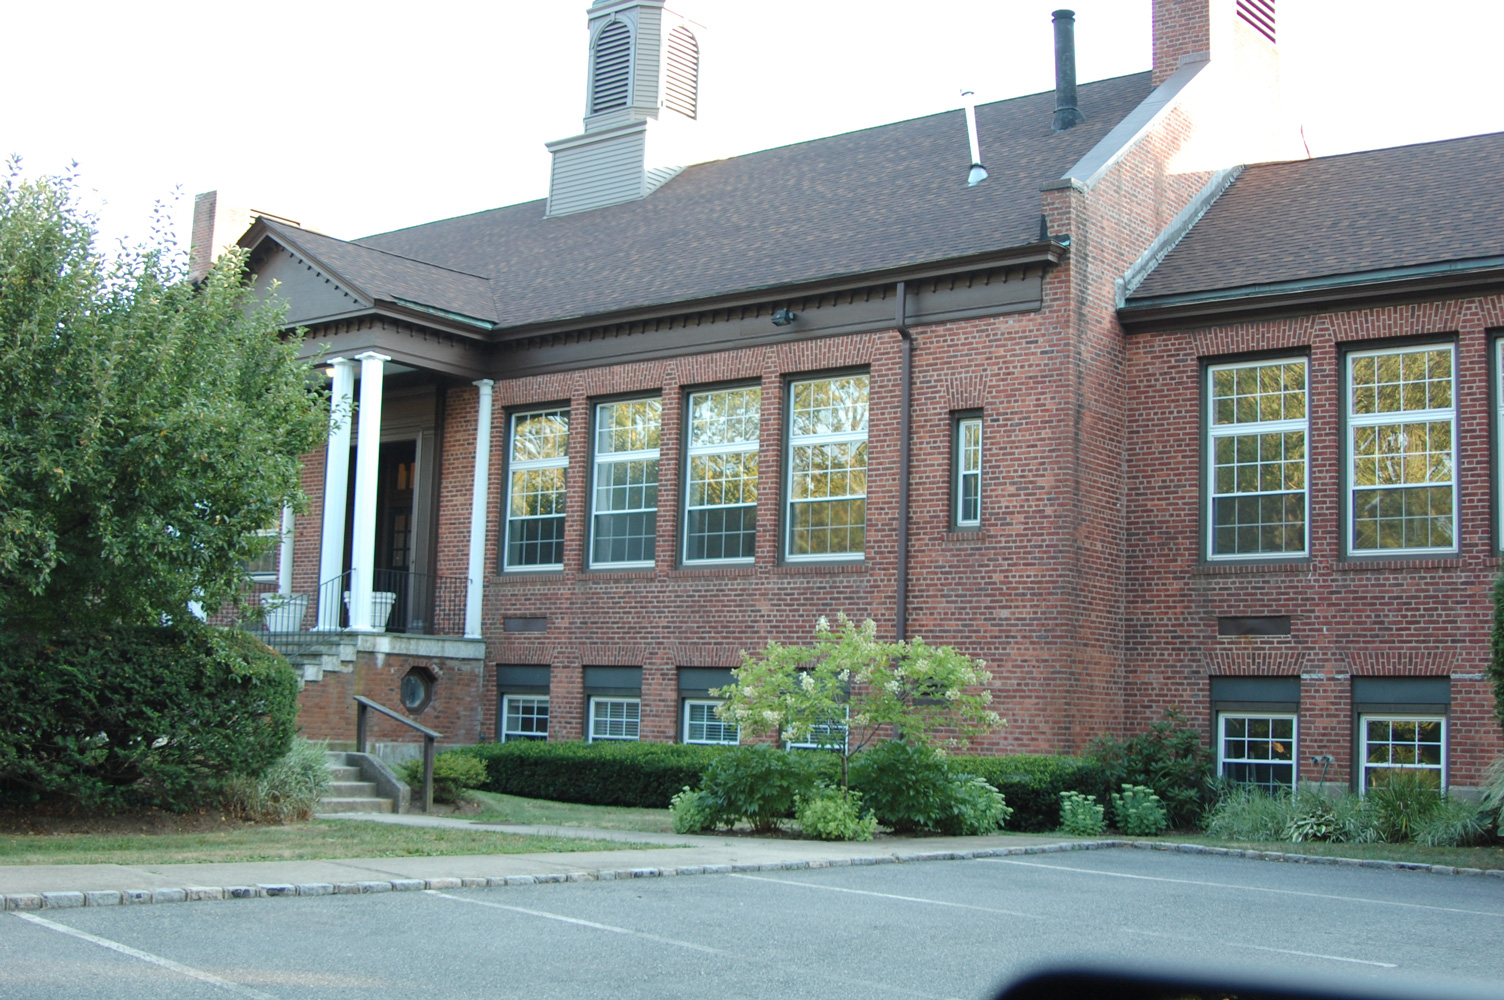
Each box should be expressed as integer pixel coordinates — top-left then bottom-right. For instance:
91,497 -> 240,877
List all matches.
0,624 -> 299,812
947,754 -> 1109,832
458,740 -> 743,808
458,740 -> 1098,828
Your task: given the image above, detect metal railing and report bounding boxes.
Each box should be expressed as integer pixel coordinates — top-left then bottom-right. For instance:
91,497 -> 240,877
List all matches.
354,695 -> 442,814
371,569 -> 467,636
237,569 -> 470,656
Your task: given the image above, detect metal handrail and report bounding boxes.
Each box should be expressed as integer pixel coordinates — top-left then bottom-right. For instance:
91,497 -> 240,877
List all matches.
353,695 -> 443,814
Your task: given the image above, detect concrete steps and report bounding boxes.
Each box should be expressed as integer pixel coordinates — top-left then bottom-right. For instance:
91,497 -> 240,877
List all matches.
318,751 -> 395,814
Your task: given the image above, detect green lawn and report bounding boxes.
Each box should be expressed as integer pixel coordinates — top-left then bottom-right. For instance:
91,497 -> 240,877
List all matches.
465,791 -> 676,833
0,820 -> 656,866
1156,834 -> 1504,870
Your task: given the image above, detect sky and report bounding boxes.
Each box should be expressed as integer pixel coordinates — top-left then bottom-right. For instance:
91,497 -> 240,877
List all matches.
6,0 -> 1504,256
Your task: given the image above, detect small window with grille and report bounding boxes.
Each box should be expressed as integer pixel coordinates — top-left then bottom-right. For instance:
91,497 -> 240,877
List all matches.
502,695 -> 549,742
682,699 -> 737,745
1217,713 -> 1296,793
589,697 -> 641,742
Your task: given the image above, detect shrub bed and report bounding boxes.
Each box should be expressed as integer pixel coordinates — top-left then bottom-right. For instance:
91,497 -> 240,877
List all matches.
459,740 -> 755,809
948,754 -> 1109,832
0,624 -> 298,812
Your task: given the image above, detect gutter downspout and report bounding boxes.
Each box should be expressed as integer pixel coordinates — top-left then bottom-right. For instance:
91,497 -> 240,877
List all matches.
895,282 -> 913,643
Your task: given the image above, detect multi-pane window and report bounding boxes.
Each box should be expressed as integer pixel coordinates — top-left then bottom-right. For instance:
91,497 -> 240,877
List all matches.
955,416 -> 981,527
501,695 -> 549,742
684,387 -> 760,563
1217,714 -> 1296,793
683,700 -> 738,745
787,374 -> 868,559
591,398 -> 661,567
1360,716 -> 1446,791
1207,358 -> 1307,558
505,409 -> 570,570
589,697 -> 641,742
1347,345 -> 1456,554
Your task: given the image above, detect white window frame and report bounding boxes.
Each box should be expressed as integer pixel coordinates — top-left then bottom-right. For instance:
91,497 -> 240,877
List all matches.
588,697 -> 641,742
955,415 -> 981,528
1359,714 -> 1447,792
682,699 -> 738,745
1206,357 -> 1308,560
244,527 -> 281,582
504,408 -> 570,572
1216,712 -> 1297,793
785,706 -> 850,752
500,694 -> 550,742
683,386 -> 760,565
589,398 -> 661,569
786,374 -> 869,561
1345,343 -> 1457,556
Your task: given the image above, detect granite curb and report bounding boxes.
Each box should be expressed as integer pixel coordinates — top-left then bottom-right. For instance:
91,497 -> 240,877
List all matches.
5,839 -> 1499,911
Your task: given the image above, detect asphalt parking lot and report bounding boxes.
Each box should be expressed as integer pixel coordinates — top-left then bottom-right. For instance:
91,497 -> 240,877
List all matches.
4,849 -> 1502,1000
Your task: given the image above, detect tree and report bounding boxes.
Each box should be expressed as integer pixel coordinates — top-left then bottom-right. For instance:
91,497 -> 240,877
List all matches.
714,613 -> 1004,785
0,163 -> 327,632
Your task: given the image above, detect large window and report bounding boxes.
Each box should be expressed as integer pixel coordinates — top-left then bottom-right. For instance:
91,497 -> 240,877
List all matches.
955,415 -> 981,528
589,697 -> 641,742
684,386 -> 760,563
501,695 -> 549,742
683,700 -> 738,745
1207,358 -> 1307,558
591,398 -> 661,568
1217,714 -> 1296,793
1347,344 -> 1456,554
1360,716 -> 1446,791
787,374 -> 868,559
504,409 -> 570,570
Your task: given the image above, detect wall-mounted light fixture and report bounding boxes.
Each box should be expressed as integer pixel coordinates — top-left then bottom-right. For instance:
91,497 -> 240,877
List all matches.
771,308 -> 797,327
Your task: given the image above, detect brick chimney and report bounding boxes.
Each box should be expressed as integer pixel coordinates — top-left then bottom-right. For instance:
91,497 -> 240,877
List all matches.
188,192 -> 300,282
1153,0 -> 1277,88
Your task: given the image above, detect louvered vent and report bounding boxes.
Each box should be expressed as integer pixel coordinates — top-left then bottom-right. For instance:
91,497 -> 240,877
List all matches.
664,26 -> 699,119
591,21 -> 632,113
1236,0 -> 1275,43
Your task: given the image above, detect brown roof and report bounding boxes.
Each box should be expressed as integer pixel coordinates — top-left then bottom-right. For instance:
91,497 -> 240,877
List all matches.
1129,131 -> 1504,301
258,73 -> 1152,331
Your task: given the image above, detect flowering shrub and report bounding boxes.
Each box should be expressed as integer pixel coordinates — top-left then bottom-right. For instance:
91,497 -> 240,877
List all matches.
716,614 -> 1004,784
1058,790 -> 1106,836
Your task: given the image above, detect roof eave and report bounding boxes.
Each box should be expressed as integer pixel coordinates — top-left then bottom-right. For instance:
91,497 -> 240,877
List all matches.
1118,256 -> 1504,331
490,242 -> 1067,342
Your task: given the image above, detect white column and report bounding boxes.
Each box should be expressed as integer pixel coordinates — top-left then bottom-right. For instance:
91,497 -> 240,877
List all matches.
349,352 -> 389,631
276,503 -> 295,596
465,379 -> 495,639
317,358 -> 355,630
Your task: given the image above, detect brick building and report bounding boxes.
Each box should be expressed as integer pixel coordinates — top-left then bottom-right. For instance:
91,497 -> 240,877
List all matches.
204,0 -> 1503,792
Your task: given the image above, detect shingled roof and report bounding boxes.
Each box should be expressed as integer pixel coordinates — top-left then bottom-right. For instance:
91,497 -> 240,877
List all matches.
257,73 -> 1152,332
1128,131 -> 1504,303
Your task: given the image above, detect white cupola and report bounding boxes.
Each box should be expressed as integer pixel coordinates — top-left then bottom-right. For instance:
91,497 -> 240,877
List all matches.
545,0 -> 707,218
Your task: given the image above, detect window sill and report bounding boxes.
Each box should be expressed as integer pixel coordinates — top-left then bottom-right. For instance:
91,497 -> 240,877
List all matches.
1195,560 -> 1313,576
777,561 -> 869,575
671,565 -> 758,578
1335,555 -> 1461,572
580,568 -> 658,580
943,529 -> 987,544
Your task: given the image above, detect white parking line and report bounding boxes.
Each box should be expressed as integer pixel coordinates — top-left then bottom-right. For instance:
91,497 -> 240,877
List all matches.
1123,927 -> 1398,968
728,873 -> 1045,920
981,859 -> 1504,918
426,890 -> 726,954
10,911 -> 279,999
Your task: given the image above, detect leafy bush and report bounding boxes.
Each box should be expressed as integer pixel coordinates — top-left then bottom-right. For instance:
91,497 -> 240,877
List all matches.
1366,770 -> 1443,842
0,625 -> 298,812
951,754 -> 1108,832
796,786 -> 877,841
849,740 -> 955,832
224,738 -> 330,823
1089,710 -> 1213,829
937,775 -> 1012,835
670,786 -> 721,834
457,740 -> 749,808
1058,791 -> 1106,836
698,744 -> 823,832
1413,795 -> 1489,847
1110,784 -> 1168,836
1483,756 -> 1504,830
401,750 -> 487,804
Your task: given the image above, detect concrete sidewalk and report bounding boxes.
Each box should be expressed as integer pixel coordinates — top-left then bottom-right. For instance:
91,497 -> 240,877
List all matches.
0,813 -> 1099,908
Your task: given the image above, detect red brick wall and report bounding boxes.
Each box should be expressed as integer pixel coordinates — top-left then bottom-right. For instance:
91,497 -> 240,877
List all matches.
1123,296 -> 1504,788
